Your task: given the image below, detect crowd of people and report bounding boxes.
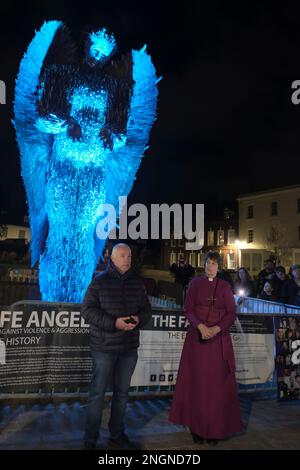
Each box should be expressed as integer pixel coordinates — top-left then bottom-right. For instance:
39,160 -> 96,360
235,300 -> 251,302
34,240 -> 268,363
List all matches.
170,256 -> 300,307
233,259 -> 300,306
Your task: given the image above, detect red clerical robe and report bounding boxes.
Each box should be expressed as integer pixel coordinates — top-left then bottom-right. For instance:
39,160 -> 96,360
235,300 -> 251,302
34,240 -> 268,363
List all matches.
169,275 -> 243,439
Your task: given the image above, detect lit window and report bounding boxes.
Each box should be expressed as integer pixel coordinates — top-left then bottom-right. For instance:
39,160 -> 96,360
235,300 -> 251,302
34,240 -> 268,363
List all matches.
248,229 -> 254,244
189,252 -> 196,267
217,230 -> 224,246
207,230 -> 214,246
227,252 -> 236,269
170,251 -> 176,264
247,205 -> 254,219
227,229 -> 236,245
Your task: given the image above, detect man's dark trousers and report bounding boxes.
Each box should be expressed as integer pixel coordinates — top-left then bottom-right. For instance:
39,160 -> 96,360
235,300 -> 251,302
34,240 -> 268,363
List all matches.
84,349 -> 138,446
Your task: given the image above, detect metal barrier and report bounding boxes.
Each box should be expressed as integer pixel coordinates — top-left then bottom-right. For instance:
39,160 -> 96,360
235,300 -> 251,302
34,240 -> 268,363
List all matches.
11,295 -> 300,314
235,295 -> 300,315
0,281 -> 40,306
9,296 -> 182,311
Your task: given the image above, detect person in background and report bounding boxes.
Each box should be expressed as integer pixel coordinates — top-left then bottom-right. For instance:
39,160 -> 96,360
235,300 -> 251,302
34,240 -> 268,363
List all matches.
217,267 -> 234,290
257,258 -> 276,294
259,280 -> 278,302
95,247 -> 110,273
169,255 -> 195,288
234,267 -> 256,298
272,266 -> 288,300
280,264 -> 300,306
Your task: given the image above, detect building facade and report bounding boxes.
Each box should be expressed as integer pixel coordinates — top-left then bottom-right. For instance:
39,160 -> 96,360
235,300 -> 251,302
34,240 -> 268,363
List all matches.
0,224 -> 30,242
238,185 -> 300,274
161,217 -> 238,271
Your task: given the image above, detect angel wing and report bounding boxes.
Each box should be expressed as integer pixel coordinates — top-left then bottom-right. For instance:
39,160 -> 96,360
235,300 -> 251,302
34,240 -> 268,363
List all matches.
14,21 -> 77,266
93,46 -> 160,258
103,44 -> 161,214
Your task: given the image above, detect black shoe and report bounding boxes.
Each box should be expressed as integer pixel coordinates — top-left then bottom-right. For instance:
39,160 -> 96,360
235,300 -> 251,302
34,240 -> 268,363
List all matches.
83,441 -> 96,450
206,438 -> 219,446
189,429 -> 204,444
108,434 -> 136,450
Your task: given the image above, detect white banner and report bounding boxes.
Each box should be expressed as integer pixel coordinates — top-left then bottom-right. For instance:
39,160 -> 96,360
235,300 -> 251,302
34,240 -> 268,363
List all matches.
131,329 -> 186,386
133,313 -> 275,387
231,316 -> 275,384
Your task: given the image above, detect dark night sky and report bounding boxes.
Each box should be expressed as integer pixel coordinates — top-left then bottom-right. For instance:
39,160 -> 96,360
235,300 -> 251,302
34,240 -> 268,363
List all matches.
1,1 -> 300,222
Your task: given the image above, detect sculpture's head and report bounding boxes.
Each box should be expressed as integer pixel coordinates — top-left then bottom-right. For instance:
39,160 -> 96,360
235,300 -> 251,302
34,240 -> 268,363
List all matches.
85,28 -> 117,67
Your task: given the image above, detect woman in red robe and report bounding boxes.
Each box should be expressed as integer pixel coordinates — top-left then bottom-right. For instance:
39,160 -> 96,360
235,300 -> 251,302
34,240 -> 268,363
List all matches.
169,251 -> 243,445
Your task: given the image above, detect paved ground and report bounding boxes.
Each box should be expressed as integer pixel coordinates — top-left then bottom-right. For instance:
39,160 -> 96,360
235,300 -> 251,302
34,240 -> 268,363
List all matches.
0,394 -> 299,450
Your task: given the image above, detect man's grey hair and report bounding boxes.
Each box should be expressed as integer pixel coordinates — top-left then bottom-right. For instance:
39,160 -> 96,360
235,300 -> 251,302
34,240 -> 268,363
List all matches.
111,243 -> 131,256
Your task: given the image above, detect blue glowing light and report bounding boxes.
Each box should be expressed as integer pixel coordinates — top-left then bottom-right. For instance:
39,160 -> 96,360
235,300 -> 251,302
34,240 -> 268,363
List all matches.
52,86 -> 110,168
89,29 -> 116,62
70,86 -> 108,114
14,21 -> 159,302
35,114 -> 67,134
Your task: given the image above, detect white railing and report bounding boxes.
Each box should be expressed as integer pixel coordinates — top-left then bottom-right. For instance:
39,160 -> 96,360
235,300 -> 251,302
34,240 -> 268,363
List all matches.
148,296 -> 182,309
234,296 -> 300,315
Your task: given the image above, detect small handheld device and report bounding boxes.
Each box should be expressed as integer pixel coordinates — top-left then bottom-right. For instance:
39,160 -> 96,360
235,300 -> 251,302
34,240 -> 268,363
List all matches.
124,316 -> 137,325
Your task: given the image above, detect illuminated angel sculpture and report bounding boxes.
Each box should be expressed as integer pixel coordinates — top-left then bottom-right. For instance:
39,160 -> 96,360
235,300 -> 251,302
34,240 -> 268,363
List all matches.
14,21 -> 159,302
